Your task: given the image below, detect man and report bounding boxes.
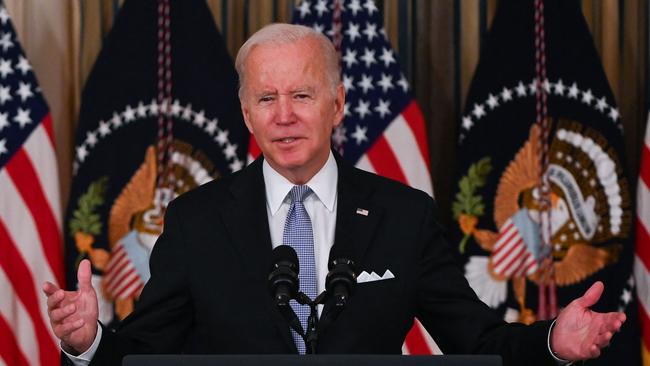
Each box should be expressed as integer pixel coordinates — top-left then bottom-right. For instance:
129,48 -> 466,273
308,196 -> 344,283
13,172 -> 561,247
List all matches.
44,24 -> 624,365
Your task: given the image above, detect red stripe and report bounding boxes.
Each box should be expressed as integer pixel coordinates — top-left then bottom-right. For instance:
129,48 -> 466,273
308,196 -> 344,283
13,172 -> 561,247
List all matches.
499,245 -> 526,275
493,223 -> 517,256
366,135 -> 408,184
106,264 -> 135,293
106,255 -> 132,287
637,218 -> 650,272
115,275 -> 142,299
640,143 -> 650,189
401,101 -> 430,166
0,220 -> 59,365
5,149 -> 64,287
105,247 -> 127,274
404,321 -> 432,355
493,237 -> 522,268
640,300 -> 650,351
0,314 -> 30,366
41,113 -> 56,149
248,134 -> 261,160
111,271 -> 139,297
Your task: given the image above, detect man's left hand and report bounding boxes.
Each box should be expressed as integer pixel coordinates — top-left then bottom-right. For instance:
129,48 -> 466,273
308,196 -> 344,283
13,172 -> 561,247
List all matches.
550,281 -> 626,360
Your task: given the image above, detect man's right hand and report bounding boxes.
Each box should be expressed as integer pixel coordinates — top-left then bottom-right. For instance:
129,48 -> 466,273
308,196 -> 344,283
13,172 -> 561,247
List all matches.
42,259 -> 99,355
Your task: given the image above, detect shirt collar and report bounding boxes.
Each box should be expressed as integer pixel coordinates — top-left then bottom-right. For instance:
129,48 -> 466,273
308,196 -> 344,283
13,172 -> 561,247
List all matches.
263,151 -> 338,216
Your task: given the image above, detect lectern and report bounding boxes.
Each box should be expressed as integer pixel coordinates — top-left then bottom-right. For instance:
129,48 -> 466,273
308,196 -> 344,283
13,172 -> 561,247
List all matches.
123,354 -> 502,366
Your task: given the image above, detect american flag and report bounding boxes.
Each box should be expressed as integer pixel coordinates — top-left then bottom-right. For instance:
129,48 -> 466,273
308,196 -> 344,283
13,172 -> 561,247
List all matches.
491,218 -> 538,277
248,0 -> 435,354
635,113 -> 650,365
0,2 -> 64,366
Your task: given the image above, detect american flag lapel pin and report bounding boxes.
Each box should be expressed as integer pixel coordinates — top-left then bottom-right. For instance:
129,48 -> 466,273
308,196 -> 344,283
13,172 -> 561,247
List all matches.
356,208 -> 369,216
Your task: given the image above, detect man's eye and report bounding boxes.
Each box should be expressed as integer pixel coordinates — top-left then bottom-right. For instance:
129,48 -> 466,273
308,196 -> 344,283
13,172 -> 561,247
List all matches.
259,96 -> 274,103
294,94 -> 311,100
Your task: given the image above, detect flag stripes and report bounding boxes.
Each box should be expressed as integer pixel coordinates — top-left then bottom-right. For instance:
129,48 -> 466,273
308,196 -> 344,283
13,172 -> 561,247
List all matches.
636,117 -> 650,361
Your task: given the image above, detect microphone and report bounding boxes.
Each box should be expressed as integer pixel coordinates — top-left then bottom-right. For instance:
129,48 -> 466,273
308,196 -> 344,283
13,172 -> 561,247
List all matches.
325,258 -> 356,307
268,245 -> 299,307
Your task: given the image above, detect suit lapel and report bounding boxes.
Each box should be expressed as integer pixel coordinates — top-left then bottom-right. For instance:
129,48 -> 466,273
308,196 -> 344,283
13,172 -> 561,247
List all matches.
320,157 -> 384,333
217,158 -> 296,352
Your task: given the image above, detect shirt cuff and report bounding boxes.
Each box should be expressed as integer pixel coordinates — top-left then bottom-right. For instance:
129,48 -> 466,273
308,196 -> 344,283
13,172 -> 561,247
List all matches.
547,318 -> 574,365
61,322 -> 103,366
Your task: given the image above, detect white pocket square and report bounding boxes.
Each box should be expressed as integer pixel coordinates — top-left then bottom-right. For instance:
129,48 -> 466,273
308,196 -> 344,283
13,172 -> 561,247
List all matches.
357,269 -> 395,283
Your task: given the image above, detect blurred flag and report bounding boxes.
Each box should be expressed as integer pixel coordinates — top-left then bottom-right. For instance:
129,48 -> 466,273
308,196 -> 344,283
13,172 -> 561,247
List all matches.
635,113 -> 650,366
0,1 -> 63,365
452,0 -> 639,364
64,0 -> 247,327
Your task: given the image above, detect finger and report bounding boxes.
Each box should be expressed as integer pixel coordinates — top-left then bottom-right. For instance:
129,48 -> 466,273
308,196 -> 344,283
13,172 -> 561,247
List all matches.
594,331 -> 612,348
42,281 -> 61,296
77,259 -> 93,292
49,304 -> 76,323
574,281 -> 604,308
46,289 -> 65,310
588,344 -> 601,359
54,318 -> 84,338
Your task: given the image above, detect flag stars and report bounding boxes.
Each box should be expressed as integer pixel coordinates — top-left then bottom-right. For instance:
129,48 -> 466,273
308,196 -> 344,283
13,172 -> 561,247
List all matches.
13,108 -> 31,128
515,82 -> 527,97
581,89 -> 594,105
360,48 -> 376,68
594,97 -> 608,112
170,99 -> 182,117
0,32 -> 13,51
312,23 -> 325,34
608,107 -> 620,121
354,99 -> 371,119
343,102 -> 351,117
122,105 -> 136,122
348,0 -> 363,16
223,143 -> 238,159
0,7 -> 9,25
397,74 -> 409,92
315,0 -> 329,16
345,23 -> 361,42
528,80 -> 538,95
0,85 -> 10,104
342,49 -> 358,68
16,56 -> 31,75
351,125 -> 368,145
472,103 -> 485,119
357,74 -> 374,93
215,129 -> 229,145
0,138 -> 6,156
85,131 -> 98,147
149,99 -> 159,116
379,47 -> 395,67
363,22 -> 378,42
98,120 -> 111,136
229,158 -> 244,172
377,73 -> 394,92
542,79 -> 551,93
374,99 -> 391,118
76,145 -> 88,162
136,102 -> 148,117
343,74 -> 355,92
298,0 -> 311,18
554,79 -> 565,95
500,87 -> 513,102
332,125 -> 347,146
364,0 -> 378,15
193,110 -> 206,127
111,112 -> 122,128
567,82 -> 579,98
486,94 -> 499,109
0,112 -> 8,131
182,104 -> 193,120
16,82 -> 33,102
0,58 -> 13,78
205,119 -> 218,135
462,116 -> 473,130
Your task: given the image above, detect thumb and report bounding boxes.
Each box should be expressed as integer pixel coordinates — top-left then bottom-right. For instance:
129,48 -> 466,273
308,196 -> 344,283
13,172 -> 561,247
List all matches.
574,281 -> 604,308
77,259 -> 93,291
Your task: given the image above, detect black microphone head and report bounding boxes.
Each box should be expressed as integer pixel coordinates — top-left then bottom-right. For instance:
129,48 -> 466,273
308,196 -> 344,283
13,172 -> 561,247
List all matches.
326,258 -> 356,306
268,245 -> 300,306
270,245 -> 299,273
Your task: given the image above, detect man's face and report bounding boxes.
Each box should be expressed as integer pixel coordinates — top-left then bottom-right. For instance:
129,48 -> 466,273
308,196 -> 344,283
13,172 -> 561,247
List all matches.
240,37 -> 345,184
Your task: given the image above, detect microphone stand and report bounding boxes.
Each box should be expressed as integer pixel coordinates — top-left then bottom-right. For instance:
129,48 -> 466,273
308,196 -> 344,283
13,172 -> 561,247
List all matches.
296,291 -> 328,354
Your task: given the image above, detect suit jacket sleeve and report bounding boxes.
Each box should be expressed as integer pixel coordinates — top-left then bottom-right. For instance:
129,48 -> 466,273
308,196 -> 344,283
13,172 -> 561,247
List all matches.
89,199 -> 194,365
415,195 -> 556,366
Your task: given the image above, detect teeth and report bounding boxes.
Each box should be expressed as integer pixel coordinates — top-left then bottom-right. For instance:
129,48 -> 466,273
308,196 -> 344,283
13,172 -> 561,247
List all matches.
281,138 -> 295,143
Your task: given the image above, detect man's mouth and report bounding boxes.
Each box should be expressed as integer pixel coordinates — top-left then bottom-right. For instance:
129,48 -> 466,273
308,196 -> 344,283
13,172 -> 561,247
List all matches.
274,137 -> 299,143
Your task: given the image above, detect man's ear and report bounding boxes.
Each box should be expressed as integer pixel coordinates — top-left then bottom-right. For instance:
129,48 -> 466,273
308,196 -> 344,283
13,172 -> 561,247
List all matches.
333,83 -> 345,128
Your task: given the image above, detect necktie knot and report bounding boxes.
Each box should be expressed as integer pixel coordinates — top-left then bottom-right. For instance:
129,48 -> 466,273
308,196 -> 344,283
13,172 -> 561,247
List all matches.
289,185 -> 312,204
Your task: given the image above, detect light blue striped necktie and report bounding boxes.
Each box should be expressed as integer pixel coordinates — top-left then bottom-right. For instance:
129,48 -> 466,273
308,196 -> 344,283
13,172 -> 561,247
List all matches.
283,185 -> 317,354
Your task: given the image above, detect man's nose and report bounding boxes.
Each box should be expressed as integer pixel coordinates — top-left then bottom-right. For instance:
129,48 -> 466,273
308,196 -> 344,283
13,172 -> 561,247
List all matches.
276,95 -> 295,124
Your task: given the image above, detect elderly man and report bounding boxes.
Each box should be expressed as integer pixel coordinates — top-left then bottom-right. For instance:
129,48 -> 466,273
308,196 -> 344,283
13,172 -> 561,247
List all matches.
44,23 -> 624,366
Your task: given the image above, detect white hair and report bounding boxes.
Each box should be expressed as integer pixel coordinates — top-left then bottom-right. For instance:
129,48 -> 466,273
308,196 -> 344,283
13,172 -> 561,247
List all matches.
235,23 -> 341,98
